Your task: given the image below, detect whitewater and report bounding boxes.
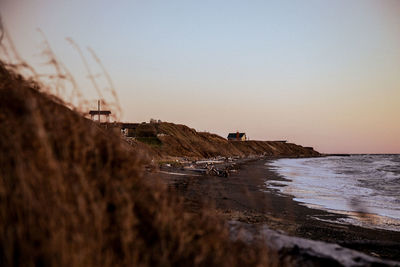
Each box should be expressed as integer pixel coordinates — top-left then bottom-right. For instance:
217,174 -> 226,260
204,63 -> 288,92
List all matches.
267,155 -> 400,232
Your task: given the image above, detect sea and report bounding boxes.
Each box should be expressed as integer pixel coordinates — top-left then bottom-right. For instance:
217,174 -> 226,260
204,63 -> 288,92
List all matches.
266,154 -> 400,232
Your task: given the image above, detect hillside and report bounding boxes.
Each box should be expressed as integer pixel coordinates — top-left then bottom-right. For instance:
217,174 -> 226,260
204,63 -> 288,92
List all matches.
125,122 -> 320,159
0,63 -> 275,266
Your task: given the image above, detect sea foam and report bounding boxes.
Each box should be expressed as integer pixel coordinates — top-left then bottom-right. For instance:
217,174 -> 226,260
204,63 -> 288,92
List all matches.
266,155 -> 400,231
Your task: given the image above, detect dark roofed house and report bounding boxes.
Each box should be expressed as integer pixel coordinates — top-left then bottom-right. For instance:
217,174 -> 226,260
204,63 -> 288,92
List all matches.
120,123 -> 139,137
227,132 -> 246,141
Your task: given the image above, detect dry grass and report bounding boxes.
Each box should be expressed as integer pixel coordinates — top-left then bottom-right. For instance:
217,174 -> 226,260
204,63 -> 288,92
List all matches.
0,62 -> 278,266
152,122 -> 320,159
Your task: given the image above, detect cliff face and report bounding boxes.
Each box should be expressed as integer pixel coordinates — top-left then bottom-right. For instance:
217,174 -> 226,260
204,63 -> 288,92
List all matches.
138,122 -> 320,159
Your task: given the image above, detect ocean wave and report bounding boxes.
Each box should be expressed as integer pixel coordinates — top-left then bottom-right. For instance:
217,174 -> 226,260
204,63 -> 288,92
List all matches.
266,155 -> 400,231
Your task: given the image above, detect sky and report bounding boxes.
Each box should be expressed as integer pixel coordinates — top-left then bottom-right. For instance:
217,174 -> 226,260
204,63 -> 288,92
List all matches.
1,0 -> 400,153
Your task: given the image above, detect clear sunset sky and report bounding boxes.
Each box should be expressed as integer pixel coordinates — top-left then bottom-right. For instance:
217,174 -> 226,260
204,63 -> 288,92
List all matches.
2,0 -> 400,153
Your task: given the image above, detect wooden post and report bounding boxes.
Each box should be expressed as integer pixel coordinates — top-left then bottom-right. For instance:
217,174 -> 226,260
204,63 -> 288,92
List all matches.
98,100 -> 101,122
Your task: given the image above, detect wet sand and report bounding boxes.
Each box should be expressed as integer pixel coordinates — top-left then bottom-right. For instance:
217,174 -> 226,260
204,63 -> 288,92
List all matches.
156,158 -> 400,261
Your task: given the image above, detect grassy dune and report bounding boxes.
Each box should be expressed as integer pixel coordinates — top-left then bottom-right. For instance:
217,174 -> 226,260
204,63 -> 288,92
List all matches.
135,122 -> 320,159
0,62 -> 280,266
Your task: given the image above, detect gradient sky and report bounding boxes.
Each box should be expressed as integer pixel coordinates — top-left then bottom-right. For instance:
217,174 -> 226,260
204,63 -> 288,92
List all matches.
2,0 -> 400,153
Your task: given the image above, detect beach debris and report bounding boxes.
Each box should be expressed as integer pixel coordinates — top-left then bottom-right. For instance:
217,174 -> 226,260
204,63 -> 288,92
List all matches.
196,160 -> 225,164
158,156 -> 243,178
205,165 -> 229,177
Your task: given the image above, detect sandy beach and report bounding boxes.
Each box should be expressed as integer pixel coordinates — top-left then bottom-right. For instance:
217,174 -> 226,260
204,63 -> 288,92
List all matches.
156,157 -> 400,261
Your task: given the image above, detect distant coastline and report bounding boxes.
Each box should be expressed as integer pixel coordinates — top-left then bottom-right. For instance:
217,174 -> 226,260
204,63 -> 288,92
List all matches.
111,121 -> 321,160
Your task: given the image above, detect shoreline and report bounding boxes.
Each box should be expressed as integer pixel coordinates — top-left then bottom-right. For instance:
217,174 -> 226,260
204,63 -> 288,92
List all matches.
266,158 -> 400,233
155,157 -> 400,261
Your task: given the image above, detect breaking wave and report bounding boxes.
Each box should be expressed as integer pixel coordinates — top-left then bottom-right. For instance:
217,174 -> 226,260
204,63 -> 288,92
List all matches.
266,155 -> 400,231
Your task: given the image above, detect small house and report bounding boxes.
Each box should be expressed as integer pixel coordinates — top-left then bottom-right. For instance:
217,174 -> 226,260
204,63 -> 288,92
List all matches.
227,132 -> 246,141
120,123 -> 139,137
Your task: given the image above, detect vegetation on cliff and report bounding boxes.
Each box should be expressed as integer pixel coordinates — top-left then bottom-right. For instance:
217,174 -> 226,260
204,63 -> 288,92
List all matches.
126,122 -> 320,159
